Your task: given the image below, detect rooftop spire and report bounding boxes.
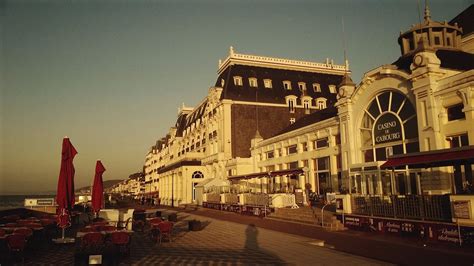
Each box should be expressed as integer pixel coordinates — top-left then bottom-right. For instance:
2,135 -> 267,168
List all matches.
424,0 -> 431,22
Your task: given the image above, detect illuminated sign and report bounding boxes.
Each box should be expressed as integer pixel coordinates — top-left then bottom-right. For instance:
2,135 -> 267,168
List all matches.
373,113 -> 402,144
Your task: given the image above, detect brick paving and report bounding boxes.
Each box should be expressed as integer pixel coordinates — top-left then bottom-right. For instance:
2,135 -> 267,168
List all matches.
7,209 -> 387,265
121,211 -> 386,265
173,207 -> 474,266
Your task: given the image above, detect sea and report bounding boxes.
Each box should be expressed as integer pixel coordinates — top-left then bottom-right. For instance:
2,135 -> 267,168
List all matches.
0,195 -> 55,211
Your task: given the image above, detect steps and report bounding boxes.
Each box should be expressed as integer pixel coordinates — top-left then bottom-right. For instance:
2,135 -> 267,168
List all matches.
266,206 -> 346,231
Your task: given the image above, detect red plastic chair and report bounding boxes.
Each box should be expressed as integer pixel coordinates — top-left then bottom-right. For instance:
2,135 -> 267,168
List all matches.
79,227 -> 96,233
110,231 -> 131,255
17,220 -> 30,226
101,225 -> 117,232
92,221 -> 108,227
81,232 -> 104,247
4,215 -> 20,223
6,223 -> 18,227
14,228 -> 33,238
7,233 -> 27,262
24,223 -> 42,229
156,221 -> 173,244
40,218 -> 55,226
149,217 -> 162,225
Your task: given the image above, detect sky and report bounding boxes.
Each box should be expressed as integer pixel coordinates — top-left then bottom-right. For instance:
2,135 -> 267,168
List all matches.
0,0 -> 470,195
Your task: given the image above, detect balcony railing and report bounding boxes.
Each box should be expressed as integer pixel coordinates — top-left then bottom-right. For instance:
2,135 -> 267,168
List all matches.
351,195 -> 452,222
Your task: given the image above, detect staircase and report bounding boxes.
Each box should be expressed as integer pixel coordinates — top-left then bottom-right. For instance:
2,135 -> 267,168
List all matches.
266,206 -> 346,231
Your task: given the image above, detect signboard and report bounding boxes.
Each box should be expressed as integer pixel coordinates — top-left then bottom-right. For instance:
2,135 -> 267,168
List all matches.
453,201 -> 471,219
344,216 -> 361,227
24,198 -> 55,207
384,221 -> 401,234
373,113 -> 402,144
436,225 -> 461,244
336,198 -> 343,211
294,190 -> 304,205
326,193 -> 336,203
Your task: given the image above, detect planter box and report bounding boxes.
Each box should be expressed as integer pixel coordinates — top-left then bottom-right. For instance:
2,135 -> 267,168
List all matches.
188,220 -> 202,231
168,213 -> 177,222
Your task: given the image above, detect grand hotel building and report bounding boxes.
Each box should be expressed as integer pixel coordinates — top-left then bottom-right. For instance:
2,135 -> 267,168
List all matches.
144,5 -> 474,231
143,47 -> 347,206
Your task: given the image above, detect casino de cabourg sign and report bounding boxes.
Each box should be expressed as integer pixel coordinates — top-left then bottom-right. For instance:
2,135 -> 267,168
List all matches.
373,113 -> 403,144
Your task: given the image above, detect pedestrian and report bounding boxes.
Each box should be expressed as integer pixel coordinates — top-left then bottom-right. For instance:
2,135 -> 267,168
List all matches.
419,225 -> 427,247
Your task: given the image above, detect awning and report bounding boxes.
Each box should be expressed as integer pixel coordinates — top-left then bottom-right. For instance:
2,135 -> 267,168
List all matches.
381,145 -> 474,169
195,178 -> 229,188
228,168 -> 304,180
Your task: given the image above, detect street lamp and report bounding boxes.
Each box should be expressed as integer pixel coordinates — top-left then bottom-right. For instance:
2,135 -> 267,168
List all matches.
171,174 -> 174,207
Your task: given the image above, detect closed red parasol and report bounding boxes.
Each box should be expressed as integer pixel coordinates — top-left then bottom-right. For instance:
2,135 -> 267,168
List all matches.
54,137 -> 78,244
91,160 -> 106,214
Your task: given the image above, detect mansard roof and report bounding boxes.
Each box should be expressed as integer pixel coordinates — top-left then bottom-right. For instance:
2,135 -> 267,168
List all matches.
449,4 -> 473,37
215,64 -> 343,105
175,100 -> 208,137
392,48 -> 474,73
275,107 -> 338,136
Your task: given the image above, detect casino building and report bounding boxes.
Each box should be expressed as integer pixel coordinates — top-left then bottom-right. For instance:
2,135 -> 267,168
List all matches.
242,4 -> 474,241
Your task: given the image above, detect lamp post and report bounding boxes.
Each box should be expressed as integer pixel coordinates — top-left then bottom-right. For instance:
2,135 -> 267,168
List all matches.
171,174 -> 174,207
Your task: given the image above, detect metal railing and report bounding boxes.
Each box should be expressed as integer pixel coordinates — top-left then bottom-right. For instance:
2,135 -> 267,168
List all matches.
351,194 -> 452,222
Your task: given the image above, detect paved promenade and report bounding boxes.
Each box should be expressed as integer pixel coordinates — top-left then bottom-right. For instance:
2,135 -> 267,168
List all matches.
174,207 -> 474,266
122,211 -> 387,265
13,205 -> 474,265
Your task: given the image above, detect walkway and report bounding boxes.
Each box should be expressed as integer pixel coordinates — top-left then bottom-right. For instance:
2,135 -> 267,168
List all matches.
122,210 -> 387,265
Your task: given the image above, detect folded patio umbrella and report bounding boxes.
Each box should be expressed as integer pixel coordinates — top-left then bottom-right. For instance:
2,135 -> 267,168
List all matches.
54,137 -> 78,243
91,160 -> 106,215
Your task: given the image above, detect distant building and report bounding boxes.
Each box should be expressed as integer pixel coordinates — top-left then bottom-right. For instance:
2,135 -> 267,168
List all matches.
110,172 -> 144,199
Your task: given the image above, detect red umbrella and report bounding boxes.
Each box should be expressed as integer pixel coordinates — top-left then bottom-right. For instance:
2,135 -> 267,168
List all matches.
56,137 -> 77,229
53,137 -> 78,244
91,160 -> 106,214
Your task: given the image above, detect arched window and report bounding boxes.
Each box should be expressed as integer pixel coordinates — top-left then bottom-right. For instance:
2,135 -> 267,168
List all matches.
192,171 -> 204,179
360,91 -> 419,162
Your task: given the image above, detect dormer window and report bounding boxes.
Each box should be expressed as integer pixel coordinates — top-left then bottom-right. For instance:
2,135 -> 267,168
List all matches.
283,81 -> 292,90
290,118 -> 296,124
298,82 -> 306,92
264,79 -> 272,88
303,99 -> 311,114
313,83 -> 321,92
329,85 -> 337,94
316,97 -> 327,109
233,76 -> 243,86
249,77 -> 257,88
288,99 -> 296,113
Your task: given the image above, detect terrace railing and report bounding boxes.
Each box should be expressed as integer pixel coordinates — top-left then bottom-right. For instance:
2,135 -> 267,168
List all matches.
351,194 -> 452,222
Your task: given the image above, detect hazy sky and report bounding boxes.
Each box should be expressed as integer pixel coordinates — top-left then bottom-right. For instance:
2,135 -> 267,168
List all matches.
0,0 -> 470,194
